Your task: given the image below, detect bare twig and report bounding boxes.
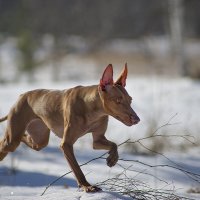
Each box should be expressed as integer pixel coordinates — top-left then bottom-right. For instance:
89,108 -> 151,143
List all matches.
151,113 -> 179,135
41,133 -> 199,196
96,170 -> 194,200
117,158 -> 200,179
127,133 -> 196,146
41,114 -> 199,199
40,153 -> 105,196
41,139 -> 130,196
117,162 -> 169,185
137,140 -> 200,184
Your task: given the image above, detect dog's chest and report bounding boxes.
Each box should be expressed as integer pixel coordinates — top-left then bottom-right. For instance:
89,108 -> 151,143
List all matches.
81,114 -> 108,134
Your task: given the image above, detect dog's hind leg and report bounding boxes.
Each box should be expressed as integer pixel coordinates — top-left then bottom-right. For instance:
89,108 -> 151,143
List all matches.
0,115 -> 27,161
21,119 -> 50,151
0,95 -> 36,161
0,145 -> 8,161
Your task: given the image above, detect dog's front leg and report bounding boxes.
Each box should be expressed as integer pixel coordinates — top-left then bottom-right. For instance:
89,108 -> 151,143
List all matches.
60,129 -> 101,192
93,135 -> 118,167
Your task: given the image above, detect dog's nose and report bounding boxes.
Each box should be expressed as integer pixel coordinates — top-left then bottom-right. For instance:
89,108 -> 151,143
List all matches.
130,114 -> 140,125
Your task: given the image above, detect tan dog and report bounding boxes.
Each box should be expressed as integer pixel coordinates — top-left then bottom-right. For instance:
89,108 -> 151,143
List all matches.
0,64 -> 140,192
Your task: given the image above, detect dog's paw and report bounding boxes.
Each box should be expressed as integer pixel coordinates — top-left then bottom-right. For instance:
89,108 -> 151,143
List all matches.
81,185 -> 102,193
106,146 -> 118,167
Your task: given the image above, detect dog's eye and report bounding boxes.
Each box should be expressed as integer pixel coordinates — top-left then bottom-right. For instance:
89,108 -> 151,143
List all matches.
116,98 -> 121,104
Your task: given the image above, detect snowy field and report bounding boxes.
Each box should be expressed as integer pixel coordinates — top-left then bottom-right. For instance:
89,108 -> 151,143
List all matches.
0,76 -> 200,199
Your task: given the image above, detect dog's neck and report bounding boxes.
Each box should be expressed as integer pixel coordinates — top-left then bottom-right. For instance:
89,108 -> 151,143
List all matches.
82,85 -> 107,118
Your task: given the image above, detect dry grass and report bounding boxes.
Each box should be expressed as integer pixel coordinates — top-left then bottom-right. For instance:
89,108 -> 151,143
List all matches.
96,171 -> 188,200
86,51 -> 180,77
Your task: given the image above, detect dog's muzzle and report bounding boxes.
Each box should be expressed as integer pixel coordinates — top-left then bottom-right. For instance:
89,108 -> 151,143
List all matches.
130,114 -> 140,125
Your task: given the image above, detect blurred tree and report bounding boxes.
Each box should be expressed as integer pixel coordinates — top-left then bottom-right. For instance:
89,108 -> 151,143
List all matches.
1,0 -> 200,79
0,0 -> 200,39
169,0 -> 187,76
0,0 -> 167,39
17,31 -> 35,82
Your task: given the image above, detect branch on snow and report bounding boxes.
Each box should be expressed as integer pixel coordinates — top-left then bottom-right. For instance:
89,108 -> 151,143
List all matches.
41,114 -> 198,199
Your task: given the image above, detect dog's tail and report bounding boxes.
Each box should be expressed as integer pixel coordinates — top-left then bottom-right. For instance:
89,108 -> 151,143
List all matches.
0,115 -> 7,122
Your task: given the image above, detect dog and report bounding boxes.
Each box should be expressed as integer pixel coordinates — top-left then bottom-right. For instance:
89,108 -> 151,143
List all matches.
0,63 -> 140,192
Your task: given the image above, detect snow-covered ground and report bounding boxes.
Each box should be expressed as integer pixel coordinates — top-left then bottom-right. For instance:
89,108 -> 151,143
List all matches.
0,76 -> 200,199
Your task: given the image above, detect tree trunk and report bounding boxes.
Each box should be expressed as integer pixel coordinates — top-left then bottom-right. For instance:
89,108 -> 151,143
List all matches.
169,0 -> 187,76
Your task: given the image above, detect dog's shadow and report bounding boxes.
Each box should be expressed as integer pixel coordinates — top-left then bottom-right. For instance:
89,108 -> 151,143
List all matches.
0,166 -> 77,187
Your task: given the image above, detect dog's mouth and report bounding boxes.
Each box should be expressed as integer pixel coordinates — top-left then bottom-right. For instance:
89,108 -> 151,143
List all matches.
115,115 -> 140,126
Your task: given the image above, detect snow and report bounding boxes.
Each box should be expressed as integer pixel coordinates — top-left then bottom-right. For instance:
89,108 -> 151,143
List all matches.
0,187 -> 130,200
0,76 -> 200,199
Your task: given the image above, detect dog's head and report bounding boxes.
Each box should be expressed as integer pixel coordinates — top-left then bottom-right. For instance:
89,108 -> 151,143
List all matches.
98,64 -> 140,126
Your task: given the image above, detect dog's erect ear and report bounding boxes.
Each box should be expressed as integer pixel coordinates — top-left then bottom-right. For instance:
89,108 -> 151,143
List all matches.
100,64 -> 114,91
115,63 -> 128,87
